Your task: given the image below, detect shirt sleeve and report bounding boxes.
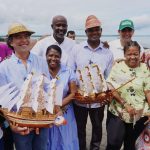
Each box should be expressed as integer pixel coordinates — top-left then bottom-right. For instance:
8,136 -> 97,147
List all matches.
104,52 -> 114,79
67,45 -> 77,71
68,68 -> 77,83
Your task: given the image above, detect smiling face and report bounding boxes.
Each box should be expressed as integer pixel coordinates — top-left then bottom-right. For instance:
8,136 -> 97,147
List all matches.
51,16 -> 68,43
124,45 -> 140,68
67,33 -> 75,40
85,26 -> 102,43
46,48 -> 61,70
119,27 -> 134,44
10,32 -> 31,53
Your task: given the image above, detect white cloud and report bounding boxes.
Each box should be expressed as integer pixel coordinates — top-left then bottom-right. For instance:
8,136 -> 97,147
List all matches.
0,0 -> 149,35
131,15 -> 150,30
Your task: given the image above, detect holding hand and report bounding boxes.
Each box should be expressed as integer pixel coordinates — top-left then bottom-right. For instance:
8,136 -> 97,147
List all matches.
124,103 -> 136,118
10,122 -> 40,135
10,122 -> 30,135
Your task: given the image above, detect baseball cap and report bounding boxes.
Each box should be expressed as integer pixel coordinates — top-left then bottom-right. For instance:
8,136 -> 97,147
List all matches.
119,19 -> 134,30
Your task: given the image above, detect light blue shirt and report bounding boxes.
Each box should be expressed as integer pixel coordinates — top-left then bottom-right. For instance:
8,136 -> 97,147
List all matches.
68,41 -> 114,108
0,53 -> 49,89
49,64 -> 76,99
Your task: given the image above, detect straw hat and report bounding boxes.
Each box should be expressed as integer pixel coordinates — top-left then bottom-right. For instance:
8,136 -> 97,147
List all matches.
85,15 -> 101,29
7,23 -> 35,36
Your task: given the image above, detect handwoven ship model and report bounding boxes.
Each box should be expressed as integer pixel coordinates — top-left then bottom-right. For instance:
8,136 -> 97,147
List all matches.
74,64 -> 135,104
0,73 -> 62,128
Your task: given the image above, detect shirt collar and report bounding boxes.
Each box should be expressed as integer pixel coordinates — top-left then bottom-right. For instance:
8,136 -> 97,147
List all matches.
58,64 -> 68,74
51,35 -> 65,46
49,64 -> 68,79
11,53 -> 33,64
83,41 -> 103,51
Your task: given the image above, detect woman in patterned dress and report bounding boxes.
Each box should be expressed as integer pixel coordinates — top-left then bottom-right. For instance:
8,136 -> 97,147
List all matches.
106,41 -> 150,150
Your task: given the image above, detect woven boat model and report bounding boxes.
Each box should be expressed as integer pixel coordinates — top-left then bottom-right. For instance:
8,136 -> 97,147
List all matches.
74,64 -> 111,104
0,73 -> 62,128
74,64 -> 135,104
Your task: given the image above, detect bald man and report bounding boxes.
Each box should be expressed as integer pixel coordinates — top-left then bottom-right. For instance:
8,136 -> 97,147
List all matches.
31,15 -> 76,66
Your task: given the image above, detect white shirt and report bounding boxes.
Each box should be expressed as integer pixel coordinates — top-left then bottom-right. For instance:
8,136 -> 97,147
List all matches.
31,35 -> 76,66
109,39 -> 144,60
68,41 -> 114,108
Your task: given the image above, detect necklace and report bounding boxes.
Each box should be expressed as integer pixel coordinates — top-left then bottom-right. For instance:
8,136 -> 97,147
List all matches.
49,66 -> 60,79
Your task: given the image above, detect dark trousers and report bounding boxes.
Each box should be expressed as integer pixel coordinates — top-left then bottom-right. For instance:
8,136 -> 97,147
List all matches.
3,127 -> 14,150
106,111 -> 148,150
73,103 -> 105,150
0,114 -> 14,150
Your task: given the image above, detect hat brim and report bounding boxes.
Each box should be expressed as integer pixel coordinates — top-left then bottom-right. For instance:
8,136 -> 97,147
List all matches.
7,30 -> 35,37
86,23 -> 101,30
119,26 -> 134,31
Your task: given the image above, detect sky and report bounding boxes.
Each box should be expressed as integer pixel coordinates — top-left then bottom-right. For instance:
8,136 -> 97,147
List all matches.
0,0 -> 150,36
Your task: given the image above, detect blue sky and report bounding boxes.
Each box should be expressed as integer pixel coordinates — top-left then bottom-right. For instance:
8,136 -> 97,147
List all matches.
0,0 -> 149,36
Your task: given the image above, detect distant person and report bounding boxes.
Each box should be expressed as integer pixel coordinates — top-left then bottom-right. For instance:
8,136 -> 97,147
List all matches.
141,49 -> 150,69
31,15 -> 76,66
0,42 -> 13,150
109,19 -> 144,61
68,15 -> 113,150
0,43 -> 12,62
67,30 -> 76,40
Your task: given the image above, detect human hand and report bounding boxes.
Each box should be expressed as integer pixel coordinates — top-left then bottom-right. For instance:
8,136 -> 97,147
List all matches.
54,116 -> 67,126
115,58 -> 125,63
29,128 -> 40,134
10,122 -> 30,135
124,103 -> 136,117
54,105 -> 63,117
102,41 -> 109,49
97,91 -> 113,105
144,117 -> 150,125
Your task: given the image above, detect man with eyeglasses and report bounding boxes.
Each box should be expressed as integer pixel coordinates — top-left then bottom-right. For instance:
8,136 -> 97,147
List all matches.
109,19 -> 144,61
68,15 -> 113,150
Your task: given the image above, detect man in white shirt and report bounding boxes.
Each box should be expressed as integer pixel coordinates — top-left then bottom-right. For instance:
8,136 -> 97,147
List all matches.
109,19 -> 144,61
31,15 -> 75,66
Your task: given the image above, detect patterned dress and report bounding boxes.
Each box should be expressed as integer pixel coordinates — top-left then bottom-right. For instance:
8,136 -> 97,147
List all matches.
107,61 -> 150,123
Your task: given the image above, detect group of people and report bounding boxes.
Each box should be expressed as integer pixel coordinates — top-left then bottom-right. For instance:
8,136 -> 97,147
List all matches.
0,14 -> 149,150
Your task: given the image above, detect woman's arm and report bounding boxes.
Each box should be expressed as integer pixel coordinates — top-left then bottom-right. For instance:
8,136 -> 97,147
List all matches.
144,90 -> 150,123
108,83 -> 127,105
62,81 -> 77,107
108,82 -> 136,116
145,90 -> 150,106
